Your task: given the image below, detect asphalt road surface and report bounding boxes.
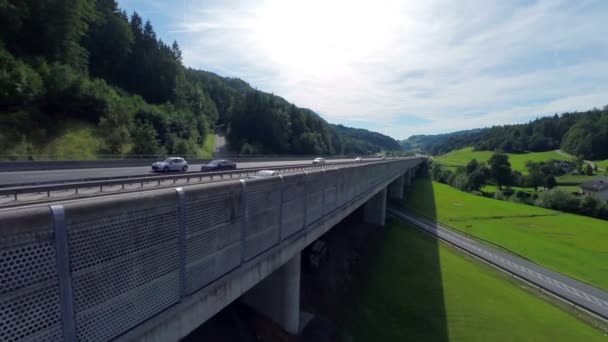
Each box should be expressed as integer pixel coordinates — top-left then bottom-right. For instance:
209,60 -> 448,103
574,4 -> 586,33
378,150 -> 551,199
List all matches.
389,208 -> 608,321
0,158 -> 368,186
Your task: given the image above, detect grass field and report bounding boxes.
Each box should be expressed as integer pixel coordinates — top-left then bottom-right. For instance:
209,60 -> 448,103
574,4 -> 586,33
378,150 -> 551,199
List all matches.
340,221 -> 606,341
403,178 -> 608,291
435,147 -> 570,173
198,133 -> 216,158
597,160 -> 608,170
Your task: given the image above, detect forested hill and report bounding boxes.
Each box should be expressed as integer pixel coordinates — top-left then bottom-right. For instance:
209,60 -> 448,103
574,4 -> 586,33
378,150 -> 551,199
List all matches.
0,0 -> 399,158
400,129 -> 482,154
401,108 -> 608,160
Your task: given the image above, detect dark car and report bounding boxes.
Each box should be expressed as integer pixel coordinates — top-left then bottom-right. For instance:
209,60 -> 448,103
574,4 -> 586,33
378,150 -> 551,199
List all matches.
200,159 -> 237,172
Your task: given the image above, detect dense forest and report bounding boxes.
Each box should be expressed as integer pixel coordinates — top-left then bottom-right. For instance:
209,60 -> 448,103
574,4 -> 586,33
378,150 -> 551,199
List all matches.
0,0 -> 399,158
401,108 -> 608,160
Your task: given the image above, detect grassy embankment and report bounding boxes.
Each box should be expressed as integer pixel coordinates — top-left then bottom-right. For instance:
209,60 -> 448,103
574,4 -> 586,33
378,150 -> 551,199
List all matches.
404,178 -> 608,291
340,220 -> 606,341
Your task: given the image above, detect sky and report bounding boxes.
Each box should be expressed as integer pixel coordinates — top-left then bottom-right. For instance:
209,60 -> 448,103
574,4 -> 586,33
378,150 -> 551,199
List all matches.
118,0 -> 608,140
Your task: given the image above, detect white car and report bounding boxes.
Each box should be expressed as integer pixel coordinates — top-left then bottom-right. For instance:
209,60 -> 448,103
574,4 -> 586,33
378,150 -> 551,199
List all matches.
151,157 -> 188,172
312,157 -> 326,165
355,157 -> 362,162
249,170 -> 280,179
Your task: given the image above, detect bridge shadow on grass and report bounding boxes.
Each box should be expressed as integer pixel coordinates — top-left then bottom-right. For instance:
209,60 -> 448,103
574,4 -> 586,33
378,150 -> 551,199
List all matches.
338,174 -> 448,342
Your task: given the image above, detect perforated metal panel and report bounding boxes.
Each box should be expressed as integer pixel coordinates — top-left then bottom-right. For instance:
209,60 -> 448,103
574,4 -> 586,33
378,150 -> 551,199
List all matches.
65,197 -> 180,341
280,174 -> 306,239
245,179 -> 281,260
0,208 -> 63,342
305,172 -> 324,225
184,183 -> 242,293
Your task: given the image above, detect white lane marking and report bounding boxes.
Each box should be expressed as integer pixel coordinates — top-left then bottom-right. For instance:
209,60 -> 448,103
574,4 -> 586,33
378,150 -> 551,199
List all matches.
390,210 -> 608,311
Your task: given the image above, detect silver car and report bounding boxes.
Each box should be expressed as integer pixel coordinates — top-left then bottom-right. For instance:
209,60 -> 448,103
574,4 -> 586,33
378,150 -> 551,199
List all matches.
151,157 -> 188,172
312,157 -> 326,165
248,170 -> 280,179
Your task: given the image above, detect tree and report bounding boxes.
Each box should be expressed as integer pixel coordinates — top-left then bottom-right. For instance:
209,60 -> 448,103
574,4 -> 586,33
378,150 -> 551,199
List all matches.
466,168 -> 488,191
579,196 -> 600,217
131,121 -> 159,155
544,175 -> 557,189
465,158 -> 478,175
488,151 -> 513,189
585,164 -> 593,176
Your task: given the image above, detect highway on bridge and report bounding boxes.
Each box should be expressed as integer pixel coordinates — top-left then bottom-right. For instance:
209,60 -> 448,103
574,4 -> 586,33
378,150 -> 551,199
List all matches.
389,208 -> 608,322
0,158 -> 367,186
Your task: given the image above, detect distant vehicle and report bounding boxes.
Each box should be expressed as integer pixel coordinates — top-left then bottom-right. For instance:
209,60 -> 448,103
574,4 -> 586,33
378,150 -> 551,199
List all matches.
355,157 -> 362,161
381,156 -> 387,160
312,157 -> 326,165
152,157 -> 188,172
200,159 -> 237,172
249,170 -> 280,179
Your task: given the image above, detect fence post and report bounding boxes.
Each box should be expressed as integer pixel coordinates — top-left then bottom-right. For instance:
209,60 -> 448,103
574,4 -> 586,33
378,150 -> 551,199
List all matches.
278,175 -> 285,241
320,169 -> 327,217
239,180 -> 248,262
303,172 -> 308,228
51,204 -> 77,342
175,187 -> 187,298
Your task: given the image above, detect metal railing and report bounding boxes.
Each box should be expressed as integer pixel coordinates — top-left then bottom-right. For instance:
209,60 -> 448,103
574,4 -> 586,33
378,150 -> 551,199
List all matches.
0,159 -> 397,207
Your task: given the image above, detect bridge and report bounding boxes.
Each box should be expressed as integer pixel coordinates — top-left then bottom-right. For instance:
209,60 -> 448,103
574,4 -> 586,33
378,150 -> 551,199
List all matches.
0,157 -> 424,341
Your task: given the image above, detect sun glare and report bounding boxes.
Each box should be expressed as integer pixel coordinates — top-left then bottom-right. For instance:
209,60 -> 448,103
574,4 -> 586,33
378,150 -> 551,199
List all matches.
253,0 -> 399,78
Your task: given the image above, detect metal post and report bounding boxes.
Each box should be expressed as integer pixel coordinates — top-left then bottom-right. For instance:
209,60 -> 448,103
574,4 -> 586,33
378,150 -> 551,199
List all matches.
51,205 -> 76,342
320,169 -> 327,217
303,172 -> 308,228
175,188 -> 187,298
278,175 -> 285,241
239,180 -> 248,262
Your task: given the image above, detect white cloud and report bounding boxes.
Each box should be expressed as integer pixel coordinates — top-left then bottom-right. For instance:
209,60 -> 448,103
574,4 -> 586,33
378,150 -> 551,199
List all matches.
121,0 -> 608,139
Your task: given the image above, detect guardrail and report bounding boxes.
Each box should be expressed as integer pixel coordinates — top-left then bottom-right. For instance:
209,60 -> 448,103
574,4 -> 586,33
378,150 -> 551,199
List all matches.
0,158 -> 423,341
0,159 -> 391,207
0,155 -> 379,172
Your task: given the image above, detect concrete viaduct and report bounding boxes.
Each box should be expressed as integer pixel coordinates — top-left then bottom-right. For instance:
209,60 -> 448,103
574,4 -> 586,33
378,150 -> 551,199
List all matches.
0,158 -> 424,341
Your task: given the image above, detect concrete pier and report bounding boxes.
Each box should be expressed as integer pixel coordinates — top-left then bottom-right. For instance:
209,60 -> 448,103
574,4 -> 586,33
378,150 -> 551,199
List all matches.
363,187 -> 387,226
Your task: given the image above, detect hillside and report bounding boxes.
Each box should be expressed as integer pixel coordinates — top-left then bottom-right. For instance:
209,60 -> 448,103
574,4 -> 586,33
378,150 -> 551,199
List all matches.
434,147 -> 569,173
404,178 -> 608,291
400,128 -> 482,153
402,109 -> 608,160
0,1 -> 400,159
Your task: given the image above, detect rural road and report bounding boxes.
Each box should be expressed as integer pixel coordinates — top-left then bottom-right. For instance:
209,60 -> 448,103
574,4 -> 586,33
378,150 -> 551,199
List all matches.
389,208 -> 608,321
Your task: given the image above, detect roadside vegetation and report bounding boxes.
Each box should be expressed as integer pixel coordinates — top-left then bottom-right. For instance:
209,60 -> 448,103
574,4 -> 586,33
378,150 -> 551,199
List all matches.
403,178 -> 608,291
340,220 -> 606,341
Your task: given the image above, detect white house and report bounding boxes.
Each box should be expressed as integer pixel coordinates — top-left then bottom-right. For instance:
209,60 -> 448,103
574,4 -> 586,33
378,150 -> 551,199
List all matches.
580,177 -> 608,201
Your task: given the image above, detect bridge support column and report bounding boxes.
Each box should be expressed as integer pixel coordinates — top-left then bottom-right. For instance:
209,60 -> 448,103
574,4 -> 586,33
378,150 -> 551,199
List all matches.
364,187 -> 387,226
388,174 -> 404,200
242,252 -> 301,334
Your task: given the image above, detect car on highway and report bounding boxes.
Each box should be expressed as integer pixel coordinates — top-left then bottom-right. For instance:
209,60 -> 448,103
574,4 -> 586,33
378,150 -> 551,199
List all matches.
200,159 -> 237,172
355,157 -> 362,162
151,157 -> 188,172
312,157 -> 326,165
248,170 -> 280,179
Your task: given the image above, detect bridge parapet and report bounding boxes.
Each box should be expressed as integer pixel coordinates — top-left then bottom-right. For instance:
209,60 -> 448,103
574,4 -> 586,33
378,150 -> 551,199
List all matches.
0,158 -> 424,341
